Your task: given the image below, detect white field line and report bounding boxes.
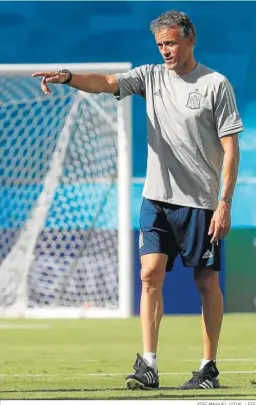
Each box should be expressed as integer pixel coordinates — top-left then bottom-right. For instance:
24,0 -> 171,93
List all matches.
184,358 -> 256,362
24,359 -> 100,363
16,358 -> 255,364
0,323 -> 52,330
1,371 -> 256,378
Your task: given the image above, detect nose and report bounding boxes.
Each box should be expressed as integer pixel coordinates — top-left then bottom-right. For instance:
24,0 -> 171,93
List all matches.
162,44 -> 170,55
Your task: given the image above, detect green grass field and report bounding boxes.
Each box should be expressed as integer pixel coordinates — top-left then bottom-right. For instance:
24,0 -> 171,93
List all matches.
0,314 -> 255,400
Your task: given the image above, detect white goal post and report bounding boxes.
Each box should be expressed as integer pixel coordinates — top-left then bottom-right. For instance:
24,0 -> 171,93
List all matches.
0,62 -> 133,319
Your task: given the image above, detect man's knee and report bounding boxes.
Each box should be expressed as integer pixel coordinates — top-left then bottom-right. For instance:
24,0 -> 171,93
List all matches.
194,268 -> 220,295
140,253 -> 167,291
140,266 -> 165,291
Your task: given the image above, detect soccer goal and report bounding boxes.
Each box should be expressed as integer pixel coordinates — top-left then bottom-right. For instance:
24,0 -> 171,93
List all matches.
0,62 -> 133,319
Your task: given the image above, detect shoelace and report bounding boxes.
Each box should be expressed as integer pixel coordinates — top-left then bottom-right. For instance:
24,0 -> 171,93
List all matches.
133,356 -> 148,372
134,362 -> 147,372
187,370 -> 204,383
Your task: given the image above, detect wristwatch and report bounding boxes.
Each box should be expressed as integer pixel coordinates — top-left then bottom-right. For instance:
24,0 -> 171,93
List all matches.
220,197 -> 232,204
58,69 -> 72,84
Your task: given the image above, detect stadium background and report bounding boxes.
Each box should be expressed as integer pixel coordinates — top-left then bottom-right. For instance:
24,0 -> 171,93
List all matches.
0,1 -> 255,314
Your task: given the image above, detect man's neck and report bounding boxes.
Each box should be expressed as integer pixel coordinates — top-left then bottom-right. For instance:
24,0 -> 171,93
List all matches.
171,59 -> 197,76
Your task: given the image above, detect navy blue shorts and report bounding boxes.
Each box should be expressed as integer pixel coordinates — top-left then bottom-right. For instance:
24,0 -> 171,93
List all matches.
139,198 -> 221,271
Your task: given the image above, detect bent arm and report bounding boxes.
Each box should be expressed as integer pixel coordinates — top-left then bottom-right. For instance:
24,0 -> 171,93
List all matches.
208,134 -> 240,242
219,134 -> 240,203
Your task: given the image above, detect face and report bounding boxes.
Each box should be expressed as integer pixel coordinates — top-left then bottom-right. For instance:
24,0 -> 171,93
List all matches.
155,26 -> 194,73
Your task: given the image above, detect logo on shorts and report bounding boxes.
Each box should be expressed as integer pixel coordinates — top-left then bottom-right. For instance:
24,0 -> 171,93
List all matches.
139,231 -> 144,249
202,250 -> 213,259
186,92 -> 202,109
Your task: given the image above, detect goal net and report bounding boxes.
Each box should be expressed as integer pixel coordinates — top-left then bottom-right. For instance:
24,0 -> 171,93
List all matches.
0,63 -> 133,318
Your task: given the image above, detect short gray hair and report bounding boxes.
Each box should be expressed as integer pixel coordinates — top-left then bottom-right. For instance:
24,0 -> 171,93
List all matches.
150,10 -> 196,39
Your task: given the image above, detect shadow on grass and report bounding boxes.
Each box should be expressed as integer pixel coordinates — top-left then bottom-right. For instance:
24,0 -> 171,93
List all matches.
0,393 -> 255,400
2,385 -> 255,400
0,385 -> 232,393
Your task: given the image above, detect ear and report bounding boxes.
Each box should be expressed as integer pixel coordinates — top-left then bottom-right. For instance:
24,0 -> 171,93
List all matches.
188,34 -> 195,46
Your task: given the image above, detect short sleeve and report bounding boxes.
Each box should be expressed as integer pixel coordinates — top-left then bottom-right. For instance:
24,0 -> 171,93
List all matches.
113,65 -> 150,100
214,78 -> 244,137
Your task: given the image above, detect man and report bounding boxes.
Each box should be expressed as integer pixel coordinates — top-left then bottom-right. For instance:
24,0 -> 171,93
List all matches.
33,10 -> 243,390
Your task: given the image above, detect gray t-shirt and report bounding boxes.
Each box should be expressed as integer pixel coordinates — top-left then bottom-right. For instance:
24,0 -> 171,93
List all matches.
114,63 -> 243,210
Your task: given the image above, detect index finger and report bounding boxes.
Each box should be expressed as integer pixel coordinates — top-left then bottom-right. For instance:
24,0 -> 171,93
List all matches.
210,226 -> 221,244
208,218 -> 215,235
32,72 -> 57,78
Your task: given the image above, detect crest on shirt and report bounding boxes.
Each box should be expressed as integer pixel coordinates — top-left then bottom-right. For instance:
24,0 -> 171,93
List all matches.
186,92 -> 202,109
153,88 -> 162,96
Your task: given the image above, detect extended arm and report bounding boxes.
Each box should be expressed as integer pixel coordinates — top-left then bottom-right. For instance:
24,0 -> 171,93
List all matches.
32,70 -> 119,95
32,65 -> 148,98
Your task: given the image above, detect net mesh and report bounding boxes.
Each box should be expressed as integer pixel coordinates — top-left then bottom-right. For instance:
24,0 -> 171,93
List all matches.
0,76 -> 119,311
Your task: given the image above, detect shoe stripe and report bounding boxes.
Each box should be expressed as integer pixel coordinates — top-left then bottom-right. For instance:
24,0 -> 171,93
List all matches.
149,371 -> 154,383
148,372 -> 152,384
144,370 -> 157,385
199,382 -> 209,389
144,372 -> 149,384
205,379 -> 214,388
200,380 -> 214,389
149,372 -> 153,384
145,372 -> 151,385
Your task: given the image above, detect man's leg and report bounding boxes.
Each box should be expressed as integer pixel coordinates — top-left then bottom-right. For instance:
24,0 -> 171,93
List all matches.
172,206 -> 222,389
140,253 -> 168,356
126,198 -> 177,390
126,253 -> 167,390
179,268 -> 222,390
194,268 -> 223,362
